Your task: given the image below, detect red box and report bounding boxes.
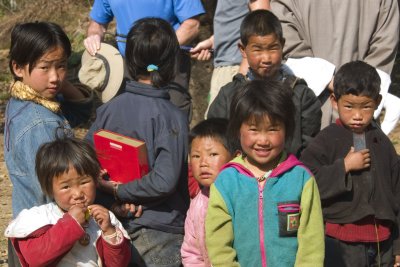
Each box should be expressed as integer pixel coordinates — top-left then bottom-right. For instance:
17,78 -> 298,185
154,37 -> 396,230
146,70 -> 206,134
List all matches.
94,129 -> 149,183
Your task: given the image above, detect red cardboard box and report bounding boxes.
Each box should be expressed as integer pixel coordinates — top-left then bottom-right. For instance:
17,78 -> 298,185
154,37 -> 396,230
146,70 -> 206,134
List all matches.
94,129 -> 149,183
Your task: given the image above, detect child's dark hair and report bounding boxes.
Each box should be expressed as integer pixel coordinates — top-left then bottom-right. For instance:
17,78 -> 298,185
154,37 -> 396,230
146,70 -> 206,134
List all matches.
240,9 -> 284,46
189,118 -> 233,154
334,60 -> 381,100
9,21 -> 71,81
35,137 -> 101,198
125,17 -> 179,88
228,80 -> 295,150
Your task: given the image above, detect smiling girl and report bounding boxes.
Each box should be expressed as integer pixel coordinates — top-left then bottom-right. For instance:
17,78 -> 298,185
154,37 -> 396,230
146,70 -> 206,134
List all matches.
205,80 -> 324,267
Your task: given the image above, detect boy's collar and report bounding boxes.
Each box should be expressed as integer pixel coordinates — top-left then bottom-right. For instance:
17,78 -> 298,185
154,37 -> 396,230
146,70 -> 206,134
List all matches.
245,66 -> 291,82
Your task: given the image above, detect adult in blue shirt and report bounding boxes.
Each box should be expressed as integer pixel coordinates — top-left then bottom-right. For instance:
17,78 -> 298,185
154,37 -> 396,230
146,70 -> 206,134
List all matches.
83,1 -> 205,118
84,0 -> 204,57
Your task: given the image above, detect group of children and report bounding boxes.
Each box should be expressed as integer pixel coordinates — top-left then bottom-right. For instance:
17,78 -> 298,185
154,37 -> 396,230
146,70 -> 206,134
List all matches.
3,8 -> 400,267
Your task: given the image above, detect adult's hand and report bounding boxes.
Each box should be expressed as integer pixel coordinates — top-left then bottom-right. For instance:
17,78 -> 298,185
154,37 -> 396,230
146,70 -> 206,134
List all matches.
190,36 -> 214,61
84,20 -> 107,56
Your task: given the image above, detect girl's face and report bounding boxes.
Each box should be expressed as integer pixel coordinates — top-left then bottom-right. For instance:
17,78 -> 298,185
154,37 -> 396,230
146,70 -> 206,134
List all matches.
239,115 -> 286,174
12,46 -> 68,100
190,136 -> 232,187
52,166 -> 96,212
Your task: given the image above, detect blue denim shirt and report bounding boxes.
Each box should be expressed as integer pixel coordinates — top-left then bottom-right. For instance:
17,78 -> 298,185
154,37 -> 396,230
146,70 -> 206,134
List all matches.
4,96 -> 92,217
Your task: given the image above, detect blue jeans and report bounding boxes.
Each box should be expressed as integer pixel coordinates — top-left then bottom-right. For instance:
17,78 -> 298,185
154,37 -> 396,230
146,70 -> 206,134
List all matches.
129,228 -> 183,267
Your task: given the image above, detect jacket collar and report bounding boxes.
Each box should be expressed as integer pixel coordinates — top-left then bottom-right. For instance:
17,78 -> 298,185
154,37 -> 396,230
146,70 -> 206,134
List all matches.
124,80 -> 170,99
221,152 -> 306,178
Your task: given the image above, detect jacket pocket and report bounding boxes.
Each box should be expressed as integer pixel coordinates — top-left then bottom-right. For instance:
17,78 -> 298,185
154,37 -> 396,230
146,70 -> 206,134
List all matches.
277,201 -> 300,237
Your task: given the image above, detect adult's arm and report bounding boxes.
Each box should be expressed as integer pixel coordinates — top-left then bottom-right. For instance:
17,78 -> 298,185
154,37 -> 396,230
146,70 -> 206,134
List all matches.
363,0 -> 399,75
176,16 -> 201,45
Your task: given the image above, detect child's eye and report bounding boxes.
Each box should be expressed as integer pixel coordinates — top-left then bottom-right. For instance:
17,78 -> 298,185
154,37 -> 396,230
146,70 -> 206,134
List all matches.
191,154 -> 200,159
210,153 -> 219,157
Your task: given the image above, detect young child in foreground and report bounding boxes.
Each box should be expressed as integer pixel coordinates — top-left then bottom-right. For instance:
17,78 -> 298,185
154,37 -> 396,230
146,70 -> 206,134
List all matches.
181,118 -> 234,266
301,61 -> 400,266
85,17 -> 189,266
4,137 -> 131,267
207,9 -> 321,157
205,80 -> 325,267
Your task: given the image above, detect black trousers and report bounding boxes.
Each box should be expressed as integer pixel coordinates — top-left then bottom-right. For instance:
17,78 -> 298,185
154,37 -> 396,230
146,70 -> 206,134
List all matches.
325,236 -> 394,267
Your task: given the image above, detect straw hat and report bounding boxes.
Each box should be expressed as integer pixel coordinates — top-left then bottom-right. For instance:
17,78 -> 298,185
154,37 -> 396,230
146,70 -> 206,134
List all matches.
79,43 -> 124,103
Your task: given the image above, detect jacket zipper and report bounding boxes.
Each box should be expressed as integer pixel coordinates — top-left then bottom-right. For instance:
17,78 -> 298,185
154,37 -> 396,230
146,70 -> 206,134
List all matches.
258,180 -> 267,267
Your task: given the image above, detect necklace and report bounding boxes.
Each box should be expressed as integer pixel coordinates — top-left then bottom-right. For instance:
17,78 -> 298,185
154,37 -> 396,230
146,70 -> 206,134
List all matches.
243,155 -> 281,182
79,226 -> 91,246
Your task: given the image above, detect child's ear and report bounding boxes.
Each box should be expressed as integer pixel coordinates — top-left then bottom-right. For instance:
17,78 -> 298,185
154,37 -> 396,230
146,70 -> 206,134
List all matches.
238,42 -> 247,59
330,94 -> 339,111
375,94 -> 382,109
281,37 -> 286,49
12,61 -> 24,78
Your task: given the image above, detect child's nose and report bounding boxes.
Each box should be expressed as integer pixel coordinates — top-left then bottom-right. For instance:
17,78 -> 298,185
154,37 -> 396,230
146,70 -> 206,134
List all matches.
353,110 -> 363,120
48,68 -> 60,82
72,187 -> 84,199
261,51 -> 271,62
200,157 -> 209,167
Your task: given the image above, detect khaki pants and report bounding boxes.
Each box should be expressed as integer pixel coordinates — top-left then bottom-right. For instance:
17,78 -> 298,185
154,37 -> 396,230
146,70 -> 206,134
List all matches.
205,65 -> 240,118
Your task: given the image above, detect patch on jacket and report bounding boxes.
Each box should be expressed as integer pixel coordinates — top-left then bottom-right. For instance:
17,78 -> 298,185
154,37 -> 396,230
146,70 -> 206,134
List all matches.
277,201 -> 300,237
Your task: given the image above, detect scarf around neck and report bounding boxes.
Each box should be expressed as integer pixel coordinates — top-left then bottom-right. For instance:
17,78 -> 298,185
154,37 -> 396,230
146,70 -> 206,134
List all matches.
10,81 -> 61,113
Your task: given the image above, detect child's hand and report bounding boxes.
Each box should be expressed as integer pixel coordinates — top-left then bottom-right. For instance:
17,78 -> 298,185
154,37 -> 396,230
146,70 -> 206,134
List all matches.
111,202 -> 143,218
88,204 -> 116,235
344,147 -> 370,173
68,204 -> 88,226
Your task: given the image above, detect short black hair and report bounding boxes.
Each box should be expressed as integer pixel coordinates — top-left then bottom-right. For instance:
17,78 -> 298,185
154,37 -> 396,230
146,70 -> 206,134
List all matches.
189,118 -> 232,154
334,60 -> 381,100
228,80 -> 295,151
240,9 -> 284,47
35,137 -> 101,198
125,17 -> 179,88
9,21 -> 71,81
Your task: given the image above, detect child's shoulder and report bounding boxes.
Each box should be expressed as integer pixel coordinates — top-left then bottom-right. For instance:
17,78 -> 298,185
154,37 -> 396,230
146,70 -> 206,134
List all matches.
5,203 -> 60,238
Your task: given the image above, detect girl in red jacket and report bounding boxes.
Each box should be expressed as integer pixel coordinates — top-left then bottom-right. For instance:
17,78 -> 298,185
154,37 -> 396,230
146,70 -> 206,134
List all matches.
5,137 -> 131,267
